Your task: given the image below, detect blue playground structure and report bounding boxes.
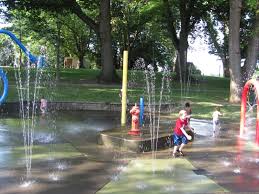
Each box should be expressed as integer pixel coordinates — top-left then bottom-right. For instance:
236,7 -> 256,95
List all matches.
139,97 -> 144,127
0,29 -> 46,104
0,29 -> 46,68
0,68 -> 8,104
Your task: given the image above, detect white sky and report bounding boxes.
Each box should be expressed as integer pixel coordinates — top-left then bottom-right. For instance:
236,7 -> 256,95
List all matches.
188,33 -> 223,77
0,23 -> 12,28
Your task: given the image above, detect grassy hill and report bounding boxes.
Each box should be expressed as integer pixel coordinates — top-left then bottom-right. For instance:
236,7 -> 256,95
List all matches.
2,67 -> 242,123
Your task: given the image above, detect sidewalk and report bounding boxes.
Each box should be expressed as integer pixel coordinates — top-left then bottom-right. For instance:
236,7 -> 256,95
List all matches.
97,123 -> 259,193
97,158 -> 227,194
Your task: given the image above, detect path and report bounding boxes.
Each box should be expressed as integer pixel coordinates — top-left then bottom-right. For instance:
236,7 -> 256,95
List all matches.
98,122 -> 259,193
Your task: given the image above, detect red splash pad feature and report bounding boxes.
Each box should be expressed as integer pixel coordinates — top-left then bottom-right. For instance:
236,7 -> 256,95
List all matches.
128,129 -> 141,135
128,104 -> 141,136
240,79 -> 259,146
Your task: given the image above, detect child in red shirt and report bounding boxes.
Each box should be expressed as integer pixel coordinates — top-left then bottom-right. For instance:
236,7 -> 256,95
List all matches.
172,110 -> 192,158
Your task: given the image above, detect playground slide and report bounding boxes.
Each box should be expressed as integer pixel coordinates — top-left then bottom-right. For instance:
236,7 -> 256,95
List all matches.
0,29 -> 46,104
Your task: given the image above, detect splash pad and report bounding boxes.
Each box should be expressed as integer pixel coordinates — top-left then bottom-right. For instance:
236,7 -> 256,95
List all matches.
0,41 -> 258,193
0,29 -> 48,185
240,79 -> 259,146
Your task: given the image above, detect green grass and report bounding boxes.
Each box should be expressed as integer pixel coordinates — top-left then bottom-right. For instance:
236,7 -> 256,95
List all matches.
59,68 -> 102,81
2,67 -> 242,123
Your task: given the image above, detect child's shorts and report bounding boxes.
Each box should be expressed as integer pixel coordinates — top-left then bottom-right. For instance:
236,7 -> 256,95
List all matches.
213,119 -> 219,125
172,134 -> 188,146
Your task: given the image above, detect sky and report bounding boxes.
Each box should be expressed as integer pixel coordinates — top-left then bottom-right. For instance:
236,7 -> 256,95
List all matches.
0,23 -> 12,28
188,35 -> 223,77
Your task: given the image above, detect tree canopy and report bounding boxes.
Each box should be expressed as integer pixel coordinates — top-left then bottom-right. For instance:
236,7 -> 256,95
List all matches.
0,0 -> 258,102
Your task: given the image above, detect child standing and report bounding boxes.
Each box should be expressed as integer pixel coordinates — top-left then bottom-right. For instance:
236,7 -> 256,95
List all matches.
184,102 -> 192,124
212,107 -> 223,137
40,97 -> 47,114
172,110 -> 192,158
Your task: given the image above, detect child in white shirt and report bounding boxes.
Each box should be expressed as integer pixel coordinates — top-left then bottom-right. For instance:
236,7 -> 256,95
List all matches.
212,107 -> 223,137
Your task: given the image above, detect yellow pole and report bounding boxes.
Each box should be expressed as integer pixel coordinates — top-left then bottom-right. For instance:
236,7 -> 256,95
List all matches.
121,50 -> 128,126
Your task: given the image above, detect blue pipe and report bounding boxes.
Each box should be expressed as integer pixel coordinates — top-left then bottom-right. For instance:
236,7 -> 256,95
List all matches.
139,97 -> 144,127
0,29 -> 46,68
0,29 -> 38,64
0,68 -> 8,105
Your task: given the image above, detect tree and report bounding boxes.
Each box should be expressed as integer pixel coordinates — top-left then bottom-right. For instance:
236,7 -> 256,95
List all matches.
2,0 -> 118,83
111,0 -> 175,70
241,0 -> 259,83
162,0 -> 210,82
60,14 -> 95,68
203,0 -> 257,102
6,9 -> 66,80
229,0 -> 242,103
0,36 -> 15,66
202,0 -> 230,77
204,16 -> 229,77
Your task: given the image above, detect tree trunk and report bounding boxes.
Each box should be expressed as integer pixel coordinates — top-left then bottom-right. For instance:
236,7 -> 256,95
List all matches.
175,44 -> 188,82
78,54 -> 85,68
178,36 -> 188,82
169,0 -> 188,82
98,0 -> 117,83
76,38 -> 86,68
222,22 -> 230,78
56,19 -> 61,81
70,0 -> 117,82
222,57 -> 229,77
229,0 -> 242,103
242,4 -> 259,84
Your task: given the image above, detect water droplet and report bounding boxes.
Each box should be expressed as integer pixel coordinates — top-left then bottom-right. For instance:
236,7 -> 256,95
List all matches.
223,161 -> 231,166
233,168 -> 241,174
56,162 -> 68,170
117,165 -> 127,172
163,185 -> 175,192
111,174 -> 120,181
136,181 -> 148,190
20,180 -> 36,188
48,173 -> 60,181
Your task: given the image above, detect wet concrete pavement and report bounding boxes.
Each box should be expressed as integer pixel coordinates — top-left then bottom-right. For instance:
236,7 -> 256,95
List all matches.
97,158 -> 227,194
143,122 -> 259,193
0,111 -> 137,194
1,111 -> 259,194
0,142 -> 139,194
0,157 -> 125,194
185,131 -> 259,193
98,119 -> 259,194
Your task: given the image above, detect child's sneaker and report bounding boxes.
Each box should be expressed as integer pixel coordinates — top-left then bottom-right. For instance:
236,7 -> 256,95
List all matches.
172,153 -> 176,158
179,151 -> 184,156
